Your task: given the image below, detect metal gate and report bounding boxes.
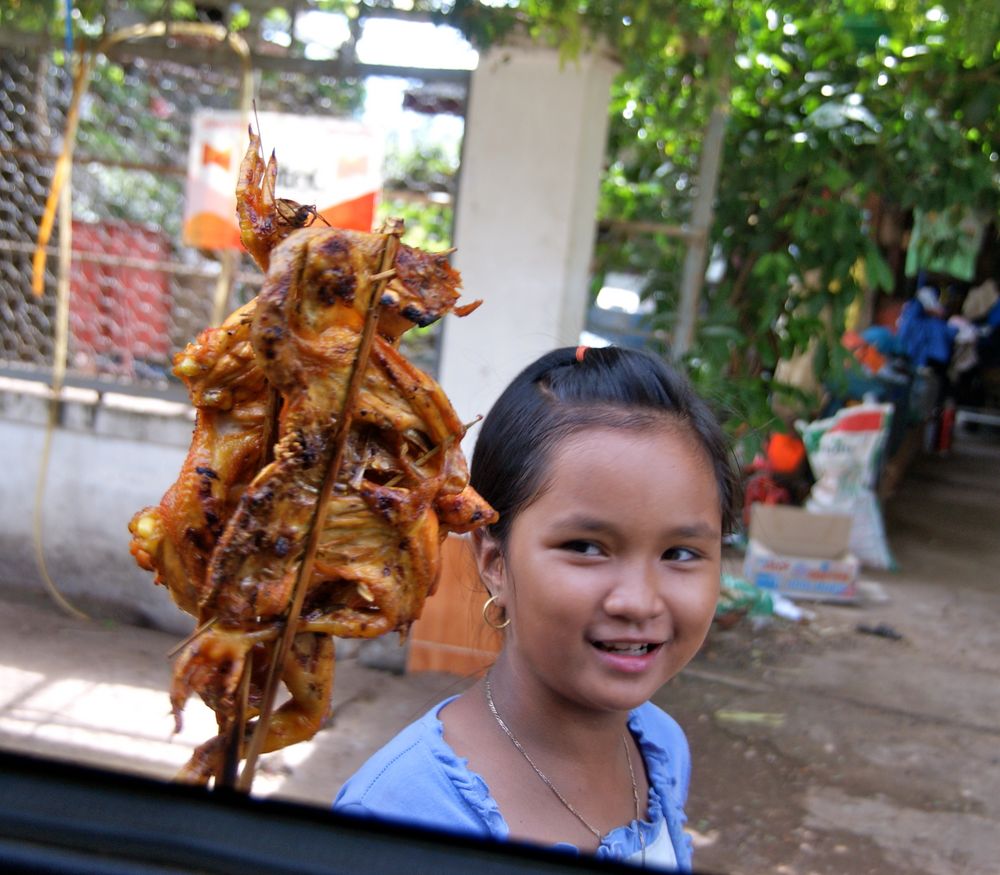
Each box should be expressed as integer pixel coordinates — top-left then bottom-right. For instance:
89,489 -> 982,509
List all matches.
0,28 -> 465,397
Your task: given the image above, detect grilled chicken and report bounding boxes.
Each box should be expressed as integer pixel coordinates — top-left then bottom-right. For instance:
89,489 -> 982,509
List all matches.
128,130 -> 494,785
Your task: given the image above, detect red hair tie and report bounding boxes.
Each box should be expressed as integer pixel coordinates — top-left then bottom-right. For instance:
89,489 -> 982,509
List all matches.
575,345 -> 589,363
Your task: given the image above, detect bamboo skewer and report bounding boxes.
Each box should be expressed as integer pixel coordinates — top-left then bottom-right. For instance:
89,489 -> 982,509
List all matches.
219,658 -> 252,789
381,415 -> 483,489
166,616 -> 218,659
215,243 -> 282,793
236,222 -> 404,792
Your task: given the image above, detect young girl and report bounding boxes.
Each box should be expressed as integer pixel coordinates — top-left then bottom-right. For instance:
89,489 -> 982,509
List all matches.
334,346 -> 739,870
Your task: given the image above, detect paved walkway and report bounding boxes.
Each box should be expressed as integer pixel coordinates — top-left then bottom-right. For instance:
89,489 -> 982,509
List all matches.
0,596 -> 470,805
678,424 -> 1000,875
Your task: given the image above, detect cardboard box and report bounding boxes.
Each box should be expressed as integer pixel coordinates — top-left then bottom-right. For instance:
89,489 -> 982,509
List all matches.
743,504 -> 860,602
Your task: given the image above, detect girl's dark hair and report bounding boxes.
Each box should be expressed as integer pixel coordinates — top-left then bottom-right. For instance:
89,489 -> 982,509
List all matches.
470,346 -> 740,544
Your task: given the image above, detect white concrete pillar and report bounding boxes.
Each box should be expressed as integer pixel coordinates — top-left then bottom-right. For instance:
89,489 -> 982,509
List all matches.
439,40 -> 618,438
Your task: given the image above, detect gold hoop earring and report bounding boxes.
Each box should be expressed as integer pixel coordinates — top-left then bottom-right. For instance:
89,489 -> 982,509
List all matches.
482,594 -> 510,630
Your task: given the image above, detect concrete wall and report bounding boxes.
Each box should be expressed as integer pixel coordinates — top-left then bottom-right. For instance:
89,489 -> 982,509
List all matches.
0,377 -> 195,634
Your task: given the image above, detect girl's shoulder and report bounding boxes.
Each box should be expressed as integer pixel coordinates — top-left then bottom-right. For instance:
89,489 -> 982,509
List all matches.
333,696 -> 505,838
629,701 -> 692,802
631,701 -> 689,755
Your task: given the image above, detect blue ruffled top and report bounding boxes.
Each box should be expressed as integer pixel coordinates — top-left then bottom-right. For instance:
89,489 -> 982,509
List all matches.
334,697 -> 694,871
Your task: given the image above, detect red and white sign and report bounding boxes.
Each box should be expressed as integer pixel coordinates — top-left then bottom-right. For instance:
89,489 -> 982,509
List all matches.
183,111 -> 384,250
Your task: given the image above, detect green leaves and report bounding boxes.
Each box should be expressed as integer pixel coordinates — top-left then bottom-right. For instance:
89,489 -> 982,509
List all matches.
581,0 -> 999,448
863,242 -> 894,293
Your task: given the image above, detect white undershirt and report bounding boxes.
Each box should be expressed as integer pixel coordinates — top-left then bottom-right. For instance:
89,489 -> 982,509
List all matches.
621,817 -> 678,869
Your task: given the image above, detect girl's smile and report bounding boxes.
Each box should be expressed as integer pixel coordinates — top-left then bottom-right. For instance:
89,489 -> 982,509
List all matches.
590,639 -> 665,674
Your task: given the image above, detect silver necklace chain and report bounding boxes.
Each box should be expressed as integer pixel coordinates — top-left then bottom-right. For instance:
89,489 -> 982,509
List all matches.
484,675 -> 641,845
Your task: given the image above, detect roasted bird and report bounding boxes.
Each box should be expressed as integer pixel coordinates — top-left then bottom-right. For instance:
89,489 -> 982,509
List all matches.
129,129 -> 495,785
128,299 -> 271,618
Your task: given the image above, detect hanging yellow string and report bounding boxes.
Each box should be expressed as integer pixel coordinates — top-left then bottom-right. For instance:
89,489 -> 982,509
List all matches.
33,164 -> 90,621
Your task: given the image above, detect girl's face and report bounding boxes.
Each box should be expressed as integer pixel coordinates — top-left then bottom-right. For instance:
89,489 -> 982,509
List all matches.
481,423 -> 722,715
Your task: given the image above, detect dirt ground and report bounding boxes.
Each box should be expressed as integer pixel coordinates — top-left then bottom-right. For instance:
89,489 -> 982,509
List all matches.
1,424 -> 997,874
673,424 -> 1000,875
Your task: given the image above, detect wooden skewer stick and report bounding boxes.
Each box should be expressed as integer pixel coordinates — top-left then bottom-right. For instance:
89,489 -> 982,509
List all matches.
381,416 -> 483,489
166,616 -> 218,659
460,414 -> 484,436
237,221 -> 404,792
219,656 -> 252,789
216,350 -> 284,789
